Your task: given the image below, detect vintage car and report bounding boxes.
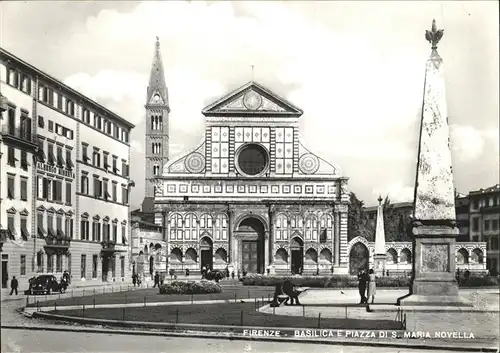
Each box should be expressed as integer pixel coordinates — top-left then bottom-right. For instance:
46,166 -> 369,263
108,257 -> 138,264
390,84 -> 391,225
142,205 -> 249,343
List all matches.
205,269 -> 226,282
26,274 -> 63,295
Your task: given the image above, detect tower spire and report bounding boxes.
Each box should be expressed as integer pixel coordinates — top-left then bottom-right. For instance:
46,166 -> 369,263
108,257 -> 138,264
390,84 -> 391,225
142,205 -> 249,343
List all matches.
147,36 -> 169,111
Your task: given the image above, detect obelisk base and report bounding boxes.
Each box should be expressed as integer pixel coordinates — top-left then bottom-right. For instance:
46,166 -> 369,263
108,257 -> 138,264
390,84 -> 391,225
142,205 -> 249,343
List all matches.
373,254 -> 386,277
397,222 -> 472,307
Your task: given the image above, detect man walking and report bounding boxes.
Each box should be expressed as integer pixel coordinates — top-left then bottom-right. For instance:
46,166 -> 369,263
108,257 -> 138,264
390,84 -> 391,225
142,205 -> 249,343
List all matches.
153,271 -> 160,288
10,276 -> 18,295
357,269 -> 368,304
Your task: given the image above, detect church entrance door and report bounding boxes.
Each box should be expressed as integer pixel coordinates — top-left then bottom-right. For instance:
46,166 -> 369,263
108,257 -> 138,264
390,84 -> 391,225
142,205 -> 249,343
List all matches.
290,237 -> 304,274
200,237 -> 213,271
349,242 -> 369,275
237,217 -> 265,274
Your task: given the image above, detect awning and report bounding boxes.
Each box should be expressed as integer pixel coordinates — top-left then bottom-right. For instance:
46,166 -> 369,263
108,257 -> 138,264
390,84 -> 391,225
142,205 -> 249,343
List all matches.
7,185 -> 14,199
38,225 -> 46,238
47,227 -> 56,237
37,148 -> 46,162
67,159 -> 74,169
48,150 -> 56,165
57,229 -> 66,238
57,153 -> 65,167
105,191 -> 111,199
21,225 -> 30,240
7,224 -> 17,240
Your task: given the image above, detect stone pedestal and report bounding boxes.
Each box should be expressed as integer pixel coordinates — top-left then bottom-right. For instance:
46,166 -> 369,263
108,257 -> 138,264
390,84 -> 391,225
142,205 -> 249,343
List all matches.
398,221 -> 471,306
373,253 -> 386,277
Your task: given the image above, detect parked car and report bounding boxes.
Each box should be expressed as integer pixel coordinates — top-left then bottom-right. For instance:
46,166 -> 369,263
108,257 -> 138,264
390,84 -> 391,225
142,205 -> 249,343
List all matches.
26,274 -> 63,295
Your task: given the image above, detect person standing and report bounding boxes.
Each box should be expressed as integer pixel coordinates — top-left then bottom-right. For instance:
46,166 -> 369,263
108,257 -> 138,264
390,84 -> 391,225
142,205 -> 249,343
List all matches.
153,271 -> 160,288
357,269 -> 368,304
10,276 -> 18,295
367,269 -> 377,304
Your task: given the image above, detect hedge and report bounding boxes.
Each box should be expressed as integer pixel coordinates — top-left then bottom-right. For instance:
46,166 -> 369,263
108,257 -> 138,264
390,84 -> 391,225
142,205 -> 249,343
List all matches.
242,274 -> 499,288
159,280 -> 222,295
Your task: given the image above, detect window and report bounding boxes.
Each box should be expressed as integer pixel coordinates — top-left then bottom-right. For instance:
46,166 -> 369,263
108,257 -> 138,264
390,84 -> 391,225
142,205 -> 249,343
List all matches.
66,150 -> 73,170
56,254 -> 62,272
19,178 -> 27,201
55,124 -> 63,136
7,175 -> 15,199
37,213 -> 45,238
65,218 -> 73,239
103,222 -> 110,242
113,223 -> 118,242
93,178 -> 102,198
92,221 -> 101,242
7,147 -> 16,167
80,175 -> 89,194
38,116 -> 45,128
56,215 -> 63,237
153,164 -> 160,175
81,255 -> 87,279
122,186 -> 129,204
493,219 -> 499,231
52,179 -> 63,202
21,217 -> 29,240
20,151 -> 28,170
47,144 -> 56,165
112,183 -> 117,201
81,218 -> 89,241
103,153 -> 109,170
472,218 -> 479,232
57,94 -> 63,110
112,157 -> 118,173
236,144 -> 268,176
93,149 -> 100,167
122,161 -> 129,177
492,237 -> 499,251
82,144 -> 89,162
48,120 -> 54,132
92,255 -> 98,279
103,180 -> 110,200
47,213 -> 55,237
120,257 -> 125,278
111,256 -> 116,278
484,220 -> 490,231
121,224 -> 126,244
65,182 -> 72,205
47,254 -> 53,273
36,252 -> 44,273
56,146 -> 65,167
7,215 -> 16,239
37,140 -> 46,162
20,255 -> 26,276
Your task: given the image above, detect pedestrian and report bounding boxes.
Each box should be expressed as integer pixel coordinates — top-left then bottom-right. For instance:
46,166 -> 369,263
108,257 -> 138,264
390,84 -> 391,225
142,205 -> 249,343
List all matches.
367,269 -> 377,304
185,268 -> 190,277
153,271 -> 160,288
10,276 -> 18,295
357,268 -> 368,304
231,270 -> 235,280
132,273 -> 137,287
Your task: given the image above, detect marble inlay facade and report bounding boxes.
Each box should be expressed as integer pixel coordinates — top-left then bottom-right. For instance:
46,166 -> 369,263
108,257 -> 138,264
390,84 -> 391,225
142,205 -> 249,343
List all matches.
154,81 -> 350,274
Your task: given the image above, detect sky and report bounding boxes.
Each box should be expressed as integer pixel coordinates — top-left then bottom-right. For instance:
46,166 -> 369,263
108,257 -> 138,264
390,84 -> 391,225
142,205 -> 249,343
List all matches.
1,1 -> 498,208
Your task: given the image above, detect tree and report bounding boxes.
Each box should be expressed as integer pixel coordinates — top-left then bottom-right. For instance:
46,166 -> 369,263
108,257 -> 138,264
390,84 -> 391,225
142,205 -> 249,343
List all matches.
348,192 -> 373,241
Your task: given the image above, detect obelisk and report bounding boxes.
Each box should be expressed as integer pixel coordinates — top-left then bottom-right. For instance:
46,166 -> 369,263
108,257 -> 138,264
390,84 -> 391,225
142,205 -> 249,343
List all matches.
398,20 -> 466,306
373,196 -> 387,277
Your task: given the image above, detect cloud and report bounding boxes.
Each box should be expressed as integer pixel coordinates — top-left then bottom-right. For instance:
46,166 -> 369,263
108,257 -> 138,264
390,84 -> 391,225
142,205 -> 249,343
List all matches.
130,140 -> 144,154
371,181 -> 415,204
450,124 -> 495,160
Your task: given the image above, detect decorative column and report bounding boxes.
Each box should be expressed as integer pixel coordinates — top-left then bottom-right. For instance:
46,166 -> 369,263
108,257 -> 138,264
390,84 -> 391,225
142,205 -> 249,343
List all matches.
399,20 -> 462,305
333,209 -> 340,267
227,207 -> 233,267
373,196 -> 386,277
228,209 -> 237,272
268,204 -> 275,274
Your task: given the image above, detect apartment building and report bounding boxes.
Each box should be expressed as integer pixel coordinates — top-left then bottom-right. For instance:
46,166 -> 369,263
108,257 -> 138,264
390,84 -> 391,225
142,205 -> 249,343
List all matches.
469,184 -> 500,274
0,47 -> 135,291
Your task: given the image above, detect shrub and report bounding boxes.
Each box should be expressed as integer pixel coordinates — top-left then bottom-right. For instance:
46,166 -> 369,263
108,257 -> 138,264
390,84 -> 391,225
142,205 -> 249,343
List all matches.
158,280 -> 222,295
242,274 -> 498,288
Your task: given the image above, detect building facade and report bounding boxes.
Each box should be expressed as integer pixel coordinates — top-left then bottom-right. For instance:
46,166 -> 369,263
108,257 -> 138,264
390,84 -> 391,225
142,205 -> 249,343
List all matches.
469,185 -> 500,274
0,48 -> 135,291
152,81 -> 350,276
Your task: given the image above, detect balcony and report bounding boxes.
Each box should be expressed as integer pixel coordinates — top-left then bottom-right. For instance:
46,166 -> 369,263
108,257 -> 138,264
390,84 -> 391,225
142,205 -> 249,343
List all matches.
0,229 -> 8,252
44,234 -> 71,255
1,125 -> 38,151
481,204 -> 500,214
101,240 -> 127,254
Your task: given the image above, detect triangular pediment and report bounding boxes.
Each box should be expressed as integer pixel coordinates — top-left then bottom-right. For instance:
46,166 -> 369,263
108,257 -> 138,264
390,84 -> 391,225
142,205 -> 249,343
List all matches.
148,89 -> 166,105
202,81 -> 303,117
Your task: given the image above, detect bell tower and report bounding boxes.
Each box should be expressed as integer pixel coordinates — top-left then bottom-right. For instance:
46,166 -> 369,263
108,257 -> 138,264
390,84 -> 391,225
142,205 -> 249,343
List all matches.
143,37 -> 170,207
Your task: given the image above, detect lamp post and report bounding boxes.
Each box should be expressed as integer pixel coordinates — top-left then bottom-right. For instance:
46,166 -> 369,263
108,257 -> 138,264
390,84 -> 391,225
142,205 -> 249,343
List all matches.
127,180 -> 135,279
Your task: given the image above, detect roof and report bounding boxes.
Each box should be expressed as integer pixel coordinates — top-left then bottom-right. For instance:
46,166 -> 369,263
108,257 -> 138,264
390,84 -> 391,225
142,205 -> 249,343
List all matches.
0,47 -> 135,129
469,184 -> 500,196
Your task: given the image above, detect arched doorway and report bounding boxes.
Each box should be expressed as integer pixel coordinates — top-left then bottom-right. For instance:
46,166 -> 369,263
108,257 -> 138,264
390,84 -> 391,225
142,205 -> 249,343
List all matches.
149,256 -> 154,276
237,217 -> 265,274
349,242 -> 369,275
290,237 -> 304,274
200,236 -> 213,271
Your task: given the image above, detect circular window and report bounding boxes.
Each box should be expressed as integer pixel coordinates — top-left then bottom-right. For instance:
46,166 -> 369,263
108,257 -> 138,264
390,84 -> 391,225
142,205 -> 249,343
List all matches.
236,143 -> 269,176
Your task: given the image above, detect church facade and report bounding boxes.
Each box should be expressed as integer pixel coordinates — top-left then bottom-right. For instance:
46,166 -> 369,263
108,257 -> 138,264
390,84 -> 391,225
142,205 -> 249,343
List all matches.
152,81 -> 351,275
